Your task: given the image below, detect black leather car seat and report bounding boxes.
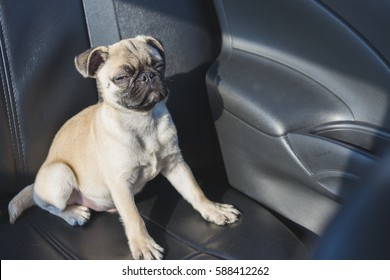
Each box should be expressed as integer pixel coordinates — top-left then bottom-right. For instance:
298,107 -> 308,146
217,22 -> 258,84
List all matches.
0,0 -> 307,259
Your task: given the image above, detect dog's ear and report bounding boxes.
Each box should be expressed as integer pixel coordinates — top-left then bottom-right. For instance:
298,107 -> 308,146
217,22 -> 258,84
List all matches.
142,36 -> 165,62
74,46 -> 109,78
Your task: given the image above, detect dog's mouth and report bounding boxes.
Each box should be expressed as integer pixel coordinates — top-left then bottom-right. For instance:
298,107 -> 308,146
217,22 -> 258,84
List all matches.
119,87 -> 167,112
113,69 -> 168,112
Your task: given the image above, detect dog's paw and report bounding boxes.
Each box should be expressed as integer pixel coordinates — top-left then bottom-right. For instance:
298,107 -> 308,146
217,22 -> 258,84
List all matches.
129,235 -> 164,260
62,205 -> 91,226
199,202 -> 241,226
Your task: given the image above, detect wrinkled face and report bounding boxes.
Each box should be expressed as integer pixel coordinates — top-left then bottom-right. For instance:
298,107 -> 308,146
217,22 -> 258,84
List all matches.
75,36 -> 168,112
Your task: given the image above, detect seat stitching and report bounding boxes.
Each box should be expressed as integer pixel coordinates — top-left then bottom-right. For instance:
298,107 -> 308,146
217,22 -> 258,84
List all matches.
141,213 -> 228,260
0,7 -> 26,189
27,214 -> 79,260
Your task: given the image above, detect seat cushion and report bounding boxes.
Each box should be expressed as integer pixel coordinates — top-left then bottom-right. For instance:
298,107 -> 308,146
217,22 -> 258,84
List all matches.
0,173 -> 307,260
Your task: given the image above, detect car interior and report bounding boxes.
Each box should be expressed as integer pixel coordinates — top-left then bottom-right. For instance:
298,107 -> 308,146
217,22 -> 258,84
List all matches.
0,0 -> 389,260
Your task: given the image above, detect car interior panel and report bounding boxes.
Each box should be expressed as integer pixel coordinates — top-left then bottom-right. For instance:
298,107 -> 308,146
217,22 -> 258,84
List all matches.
0,0 -> 389,260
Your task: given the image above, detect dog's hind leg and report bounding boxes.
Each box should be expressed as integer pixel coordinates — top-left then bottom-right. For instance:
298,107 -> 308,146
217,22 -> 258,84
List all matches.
33,162 -> 90,226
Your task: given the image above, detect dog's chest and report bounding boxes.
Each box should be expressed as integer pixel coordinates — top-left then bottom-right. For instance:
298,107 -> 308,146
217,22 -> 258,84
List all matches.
129,118 -> 176,190
135,135 -> 161,179
101,103 -> 179,192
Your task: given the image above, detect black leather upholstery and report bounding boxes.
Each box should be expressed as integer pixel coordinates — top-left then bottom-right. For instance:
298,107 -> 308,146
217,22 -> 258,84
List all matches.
0,0 -> 97,199
0,174 -> 308,259
0,0 -> 308,260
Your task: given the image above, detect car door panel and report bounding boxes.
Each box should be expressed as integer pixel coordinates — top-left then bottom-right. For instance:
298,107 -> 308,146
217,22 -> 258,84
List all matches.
207,0 -> 390,234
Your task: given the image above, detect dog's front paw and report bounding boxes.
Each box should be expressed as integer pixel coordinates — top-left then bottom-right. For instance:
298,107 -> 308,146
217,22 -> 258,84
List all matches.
129,235 -> 164,260
199,202 -> 241,226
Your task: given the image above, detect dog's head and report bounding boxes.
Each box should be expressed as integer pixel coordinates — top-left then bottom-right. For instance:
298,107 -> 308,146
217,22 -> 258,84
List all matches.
75,36 -> 168,112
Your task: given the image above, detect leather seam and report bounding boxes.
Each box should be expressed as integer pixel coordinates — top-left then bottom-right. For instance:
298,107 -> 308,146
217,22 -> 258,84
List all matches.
0,51 -> 16,175
140,213 -> 228,260
4,28 -> 27,182
0,12 -> 24,189
26,214 -> 79,260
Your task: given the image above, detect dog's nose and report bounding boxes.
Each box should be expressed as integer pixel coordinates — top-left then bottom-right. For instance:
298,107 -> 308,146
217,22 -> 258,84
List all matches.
140,72 -> 155,84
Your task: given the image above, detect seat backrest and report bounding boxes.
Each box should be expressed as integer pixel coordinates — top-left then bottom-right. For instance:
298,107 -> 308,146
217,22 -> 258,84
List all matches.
0,0 -> 222,201
0,0 -> 97,199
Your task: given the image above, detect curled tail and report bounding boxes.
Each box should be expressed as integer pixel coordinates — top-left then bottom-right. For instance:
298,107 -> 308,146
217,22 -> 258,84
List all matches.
8,184 -> 36,224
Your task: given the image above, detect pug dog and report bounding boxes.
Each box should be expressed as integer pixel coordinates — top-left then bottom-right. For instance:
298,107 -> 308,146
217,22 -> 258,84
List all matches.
8,36 -> 240,260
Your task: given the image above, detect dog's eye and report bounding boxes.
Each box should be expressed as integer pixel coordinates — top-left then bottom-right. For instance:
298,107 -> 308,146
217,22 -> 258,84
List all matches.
113,75 -> 130,84
115,76 -> 128,81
